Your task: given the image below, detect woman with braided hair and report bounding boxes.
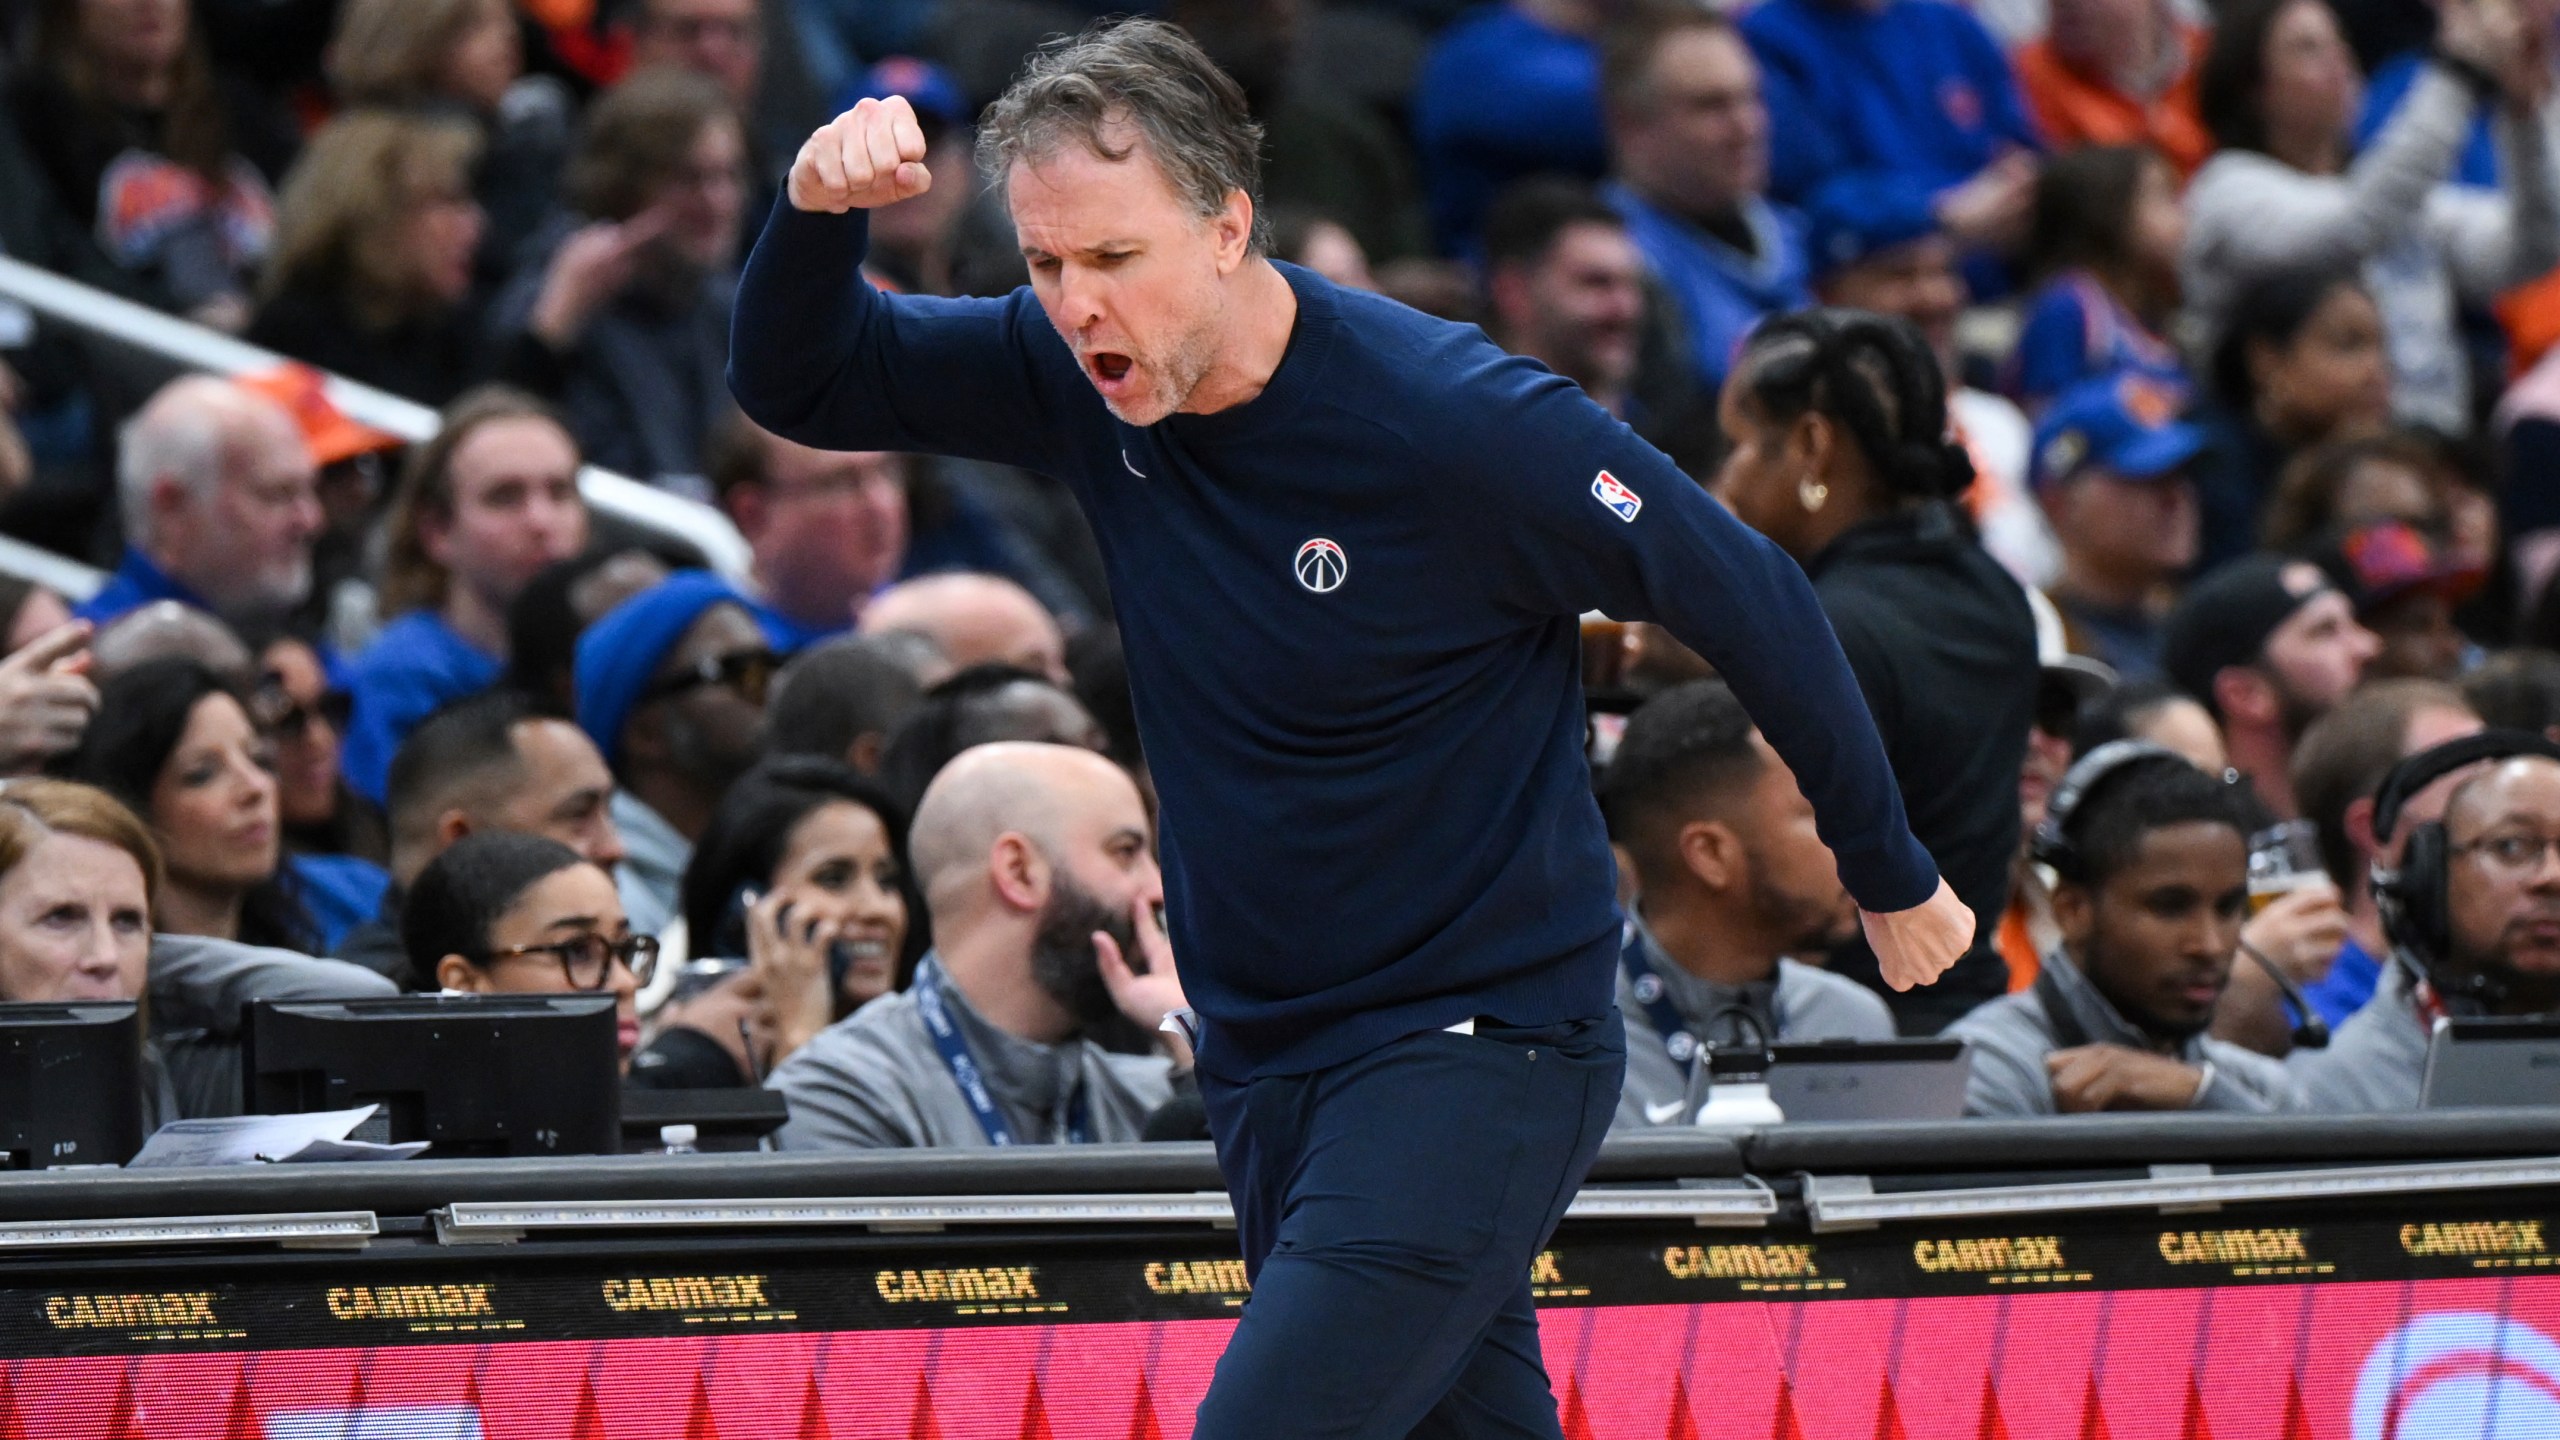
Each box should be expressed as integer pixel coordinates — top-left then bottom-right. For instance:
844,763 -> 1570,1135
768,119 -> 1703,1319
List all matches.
1714,308 -> 2042,1031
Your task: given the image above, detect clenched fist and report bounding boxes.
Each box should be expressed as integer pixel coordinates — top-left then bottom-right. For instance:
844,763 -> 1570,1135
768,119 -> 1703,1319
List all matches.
789,95 -> 934,214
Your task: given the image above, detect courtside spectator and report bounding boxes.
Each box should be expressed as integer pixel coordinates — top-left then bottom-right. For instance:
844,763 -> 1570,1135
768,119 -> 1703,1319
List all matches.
2011,146 -> 2192,413
2187,268 -> 2393,571
250,112 -> 490,405
2033,373 -> 2206,681
878,665 -> 1109,814
1599,7 -> 1806,396
1804,200 -> 2047,589
1948,747 -> 2302,1114
80,378 -> 322,634
1714,310 -> 2036,1030
2186,0 -> 2559,437
2261,431 -> 2458,552
1743,0 -> 2041,273
858,573 -> 1069,685
506,549 -> 675,716
768,742 -> 1179,1149
630,0 -> 825,220
1412,0 -> 1608,252
2074,678 -> 2228,771
339,691 -> 626,978
2315,519 -> 2483,682
2164,554 -> 2380,819
574,573 -> 777,937
635,757 -> 914,1087
404,831 -> 653,1069
1601,680 -> 1893,1128
2290,680 -> 2480,1026
58,659 -> 314,951
2014,0 -> 2212,176
489,67 -> 748,487
764,632 -> 946,776
325,0 -> 572,279
4,0 -> 289,329
1481,181 -> 1646,424
1995,590 -> 2118,991
343,390 -> 590,805
2295,747 -> 2560,1109
254,635 -> 385,953
0,779 -> 174,1126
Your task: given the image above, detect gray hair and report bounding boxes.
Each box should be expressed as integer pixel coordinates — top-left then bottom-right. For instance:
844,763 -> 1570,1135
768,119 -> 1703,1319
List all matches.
976,18 -> 1270,253
114,377 -> 234,548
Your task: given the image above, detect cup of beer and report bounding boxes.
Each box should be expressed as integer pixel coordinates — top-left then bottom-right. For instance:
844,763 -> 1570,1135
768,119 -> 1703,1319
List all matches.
2247,821 -> 2328,913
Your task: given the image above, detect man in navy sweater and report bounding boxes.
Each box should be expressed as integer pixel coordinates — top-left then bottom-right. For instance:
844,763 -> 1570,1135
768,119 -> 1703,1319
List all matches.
729,20 -> 1970,1437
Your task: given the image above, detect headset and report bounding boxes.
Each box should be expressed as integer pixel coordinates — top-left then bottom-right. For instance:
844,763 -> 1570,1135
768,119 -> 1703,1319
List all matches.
2035,740 -> 2329,1049
2370,728 -> 2560,1010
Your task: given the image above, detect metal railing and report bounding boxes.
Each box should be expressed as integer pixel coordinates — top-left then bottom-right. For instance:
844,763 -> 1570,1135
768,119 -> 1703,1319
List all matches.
0,255 -> 752,600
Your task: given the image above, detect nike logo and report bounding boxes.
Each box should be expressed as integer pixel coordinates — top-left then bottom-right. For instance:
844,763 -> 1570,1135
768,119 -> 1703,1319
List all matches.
1645,1100 -> 1688,1125
1122,449 -> 1147,478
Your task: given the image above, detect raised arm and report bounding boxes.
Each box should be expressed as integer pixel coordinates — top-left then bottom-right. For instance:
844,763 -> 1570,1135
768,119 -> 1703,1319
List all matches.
1477,364 -> 1967,987
727,97 -> 1082,472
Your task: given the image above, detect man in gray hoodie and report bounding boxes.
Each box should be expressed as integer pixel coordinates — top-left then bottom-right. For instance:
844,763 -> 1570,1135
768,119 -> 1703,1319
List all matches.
768,742 -> 1181,1148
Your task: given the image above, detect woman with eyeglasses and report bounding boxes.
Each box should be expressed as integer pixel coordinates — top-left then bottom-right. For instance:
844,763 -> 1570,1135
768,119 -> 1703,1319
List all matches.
249,634 -> 392,956
403,830 -> 655,1068
57,658 -> 317,952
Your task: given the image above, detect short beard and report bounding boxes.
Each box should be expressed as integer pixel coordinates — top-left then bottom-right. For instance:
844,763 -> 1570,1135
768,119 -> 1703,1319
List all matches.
1028,871 -> 1133,1033
1747,867 -> 1854,956
2080,932 -> 2212,1044
1092,282 -> 1228,426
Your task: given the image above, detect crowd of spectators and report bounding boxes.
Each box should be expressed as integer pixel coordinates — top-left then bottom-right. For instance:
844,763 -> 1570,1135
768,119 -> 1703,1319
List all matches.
5,0 -> 2560,1151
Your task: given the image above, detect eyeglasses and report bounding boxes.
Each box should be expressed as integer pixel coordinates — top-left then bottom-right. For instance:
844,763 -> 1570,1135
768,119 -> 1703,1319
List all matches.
2451,833 -> 2560,877
641,648 -> 779,707
484,932 -> 660,991
251,683 -> 352,740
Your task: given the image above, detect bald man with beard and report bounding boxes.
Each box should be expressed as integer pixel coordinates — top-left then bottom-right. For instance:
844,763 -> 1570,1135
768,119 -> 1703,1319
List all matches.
766,742 -> 1185,1149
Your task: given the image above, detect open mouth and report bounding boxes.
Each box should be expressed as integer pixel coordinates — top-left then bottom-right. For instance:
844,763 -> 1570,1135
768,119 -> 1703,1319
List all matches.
1090,352 -> 1134,384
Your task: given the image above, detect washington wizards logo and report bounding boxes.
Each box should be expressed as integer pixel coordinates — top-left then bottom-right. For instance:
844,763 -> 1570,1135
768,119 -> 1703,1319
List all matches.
1294,537 -> 1347,593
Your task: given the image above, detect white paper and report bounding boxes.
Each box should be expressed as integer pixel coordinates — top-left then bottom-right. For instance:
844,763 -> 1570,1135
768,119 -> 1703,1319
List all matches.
128,1106 -> 385,1169
273,1138 -> 430,1164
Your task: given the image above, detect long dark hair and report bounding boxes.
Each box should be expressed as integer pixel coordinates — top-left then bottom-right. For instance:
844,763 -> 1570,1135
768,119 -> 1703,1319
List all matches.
2199,0 -> 2323,155
679,757 -> 926,987
2026,145 -> 2152,283
55,658 -> 317,952
1731,308 -> 1976,502
2210,266 -> 2369,411
30,0 -> 236,183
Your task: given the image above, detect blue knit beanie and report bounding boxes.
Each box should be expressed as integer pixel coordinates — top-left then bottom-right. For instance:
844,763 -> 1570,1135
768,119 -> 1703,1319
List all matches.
573,571 -> 746,768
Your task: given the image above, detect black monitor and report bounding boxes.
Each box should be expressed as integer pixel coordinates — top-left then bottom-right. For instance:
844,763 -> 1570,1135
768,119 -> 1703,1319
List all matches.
0,1002 -> 142,1169
243,995 -> 622,1158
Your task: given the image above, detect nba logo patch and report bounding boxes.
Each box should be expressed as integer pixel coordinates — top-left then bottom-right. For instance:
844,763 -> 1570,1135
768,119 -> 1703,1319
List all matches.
1591,471 -> 1642,522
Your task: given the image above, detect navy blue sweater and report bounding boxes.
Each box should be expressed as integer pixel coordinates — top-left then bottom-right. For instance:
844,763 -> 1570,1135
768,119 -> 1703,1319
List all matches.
728,203 -> 1940,1080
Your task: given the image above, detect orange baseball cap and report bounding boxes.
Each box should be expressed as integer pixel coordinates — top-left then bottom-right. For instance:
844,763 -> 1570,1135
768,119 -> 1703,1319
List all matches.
234,363 -> 404,467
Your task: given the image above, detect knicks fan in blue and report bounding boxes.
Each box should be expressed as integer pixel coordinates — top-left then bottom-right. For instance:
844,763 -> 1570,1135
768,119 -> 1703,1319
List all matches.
730,20 -> 1968,1437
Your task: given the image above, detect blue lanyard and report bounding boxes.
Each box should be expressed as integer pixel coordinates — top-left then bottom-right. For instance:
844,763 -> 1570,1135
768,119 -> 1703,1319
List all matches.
915,966 -> 1093,1146
1619,928 -> 1781,1077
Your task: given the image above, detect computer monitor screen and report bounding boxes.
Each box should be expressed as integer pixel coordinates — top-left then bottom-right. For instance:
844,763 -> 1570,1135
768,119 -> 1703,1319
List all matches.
2421,1015 -> 2560,1108
243,995 -> 621,1157
1765,1038 -> 1972,1122
0,1001 -> 141,1169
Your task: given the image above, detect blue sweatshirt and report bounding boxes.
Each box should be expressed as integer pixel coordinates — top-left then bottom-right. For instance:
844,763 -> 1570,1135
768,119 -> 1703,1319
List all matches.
727,203 -> 1939,1080
1413,3 -> 1609,254
1744,0 -> 2039,243
341,610 -> 502,807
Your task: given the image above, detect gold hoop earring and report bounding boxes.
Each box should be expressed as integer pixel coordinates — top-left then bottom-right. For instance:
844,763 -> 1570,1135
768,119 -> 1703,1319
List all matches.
1797,475 -> 1829,513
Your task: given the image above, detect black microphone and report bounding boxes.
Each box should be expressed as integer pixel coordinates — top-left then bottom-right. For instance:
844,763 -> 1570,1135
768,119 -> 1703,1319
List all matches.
2242,942 -> 2330,1050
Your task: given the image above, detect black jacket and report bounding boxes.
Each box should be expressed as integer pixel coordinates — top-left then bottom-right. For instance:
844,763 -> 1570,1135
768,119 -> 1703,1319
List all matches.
1805,502 -> 2038,1032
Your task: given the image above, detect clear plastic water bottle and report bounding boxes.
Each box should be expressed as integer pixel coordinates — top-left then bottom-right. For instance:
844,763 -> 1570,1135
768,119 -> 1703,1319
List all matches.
658,1123 -> 700,1155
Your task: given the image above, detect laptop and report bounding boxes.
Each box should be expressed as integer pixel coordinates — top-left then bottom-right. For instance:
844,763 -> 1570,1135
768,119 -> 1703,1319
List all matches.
1760,1038 -> 1972,1122
2420,1016 -> 2560,1108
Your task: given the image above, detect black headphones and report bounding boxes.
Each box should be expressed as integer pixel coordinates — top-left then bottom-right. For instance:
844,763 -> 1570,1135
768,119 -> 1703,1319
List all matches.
2370,729 -> 2560,1000
2033,740 -> 2188,882
2035,740 -> 2330,1049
